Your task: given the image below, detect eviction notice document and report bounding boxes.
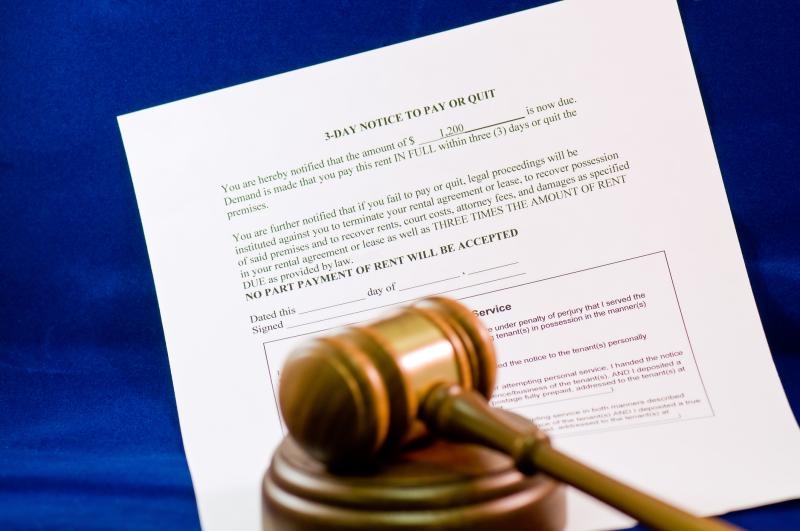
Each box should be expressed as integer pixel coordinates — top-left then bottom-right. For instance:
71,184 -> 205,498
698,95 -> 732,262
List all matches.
118,1 -> 800,529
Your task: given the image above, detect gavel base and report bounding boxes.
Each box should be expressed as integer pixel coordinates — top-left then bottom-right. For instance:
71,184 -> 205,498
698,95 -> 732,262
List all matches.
263,437 -> 566,530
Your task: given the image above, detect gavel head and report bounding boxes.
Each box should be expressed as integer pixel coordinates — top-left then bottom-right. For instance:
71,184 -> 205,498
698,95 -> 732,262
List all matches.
279,297 -> 496,467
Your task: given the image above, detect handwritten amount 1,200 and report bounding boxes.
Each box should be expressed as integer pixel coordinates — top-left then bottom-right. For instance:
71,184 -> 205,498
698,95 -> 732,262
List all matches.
440,124 -> 464,138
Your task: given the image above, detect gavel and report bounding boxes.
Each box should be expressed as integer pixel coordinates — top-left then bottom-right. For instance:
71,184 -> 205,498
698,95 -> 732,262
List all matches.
278,297 -> 738,531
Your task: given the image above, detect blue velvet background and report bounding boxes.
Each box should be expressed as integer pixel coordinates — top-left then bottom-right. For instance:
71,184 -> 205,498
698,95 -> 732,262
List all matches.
1,1 -> 798,529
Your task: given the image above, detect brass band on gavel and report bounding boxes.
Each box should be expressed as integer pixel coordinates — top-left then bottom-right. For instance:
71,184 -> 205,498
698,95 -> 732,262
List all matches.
273,297 -> 739,531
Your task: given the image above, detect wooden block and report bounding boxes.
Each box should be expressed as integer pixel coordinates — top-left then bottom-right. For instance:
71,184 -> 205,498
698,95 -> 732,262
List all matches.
263,436 -> 566,530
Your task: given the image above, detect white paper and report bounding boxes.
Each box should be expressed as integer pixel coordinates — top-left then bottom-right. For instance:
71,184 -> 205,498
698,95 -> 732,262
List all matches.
118,1 -> 800,529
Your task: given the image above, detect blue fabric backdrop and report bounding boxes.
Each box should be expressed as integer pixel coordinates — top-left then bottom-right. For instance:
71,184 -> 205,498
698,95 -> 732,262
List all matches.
1,1 -> 798,529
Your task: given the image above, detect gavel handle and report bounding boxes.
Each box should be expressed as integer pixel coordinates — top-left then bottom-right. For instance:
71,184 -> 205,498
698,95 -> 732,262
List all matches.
421,384 -> 740,531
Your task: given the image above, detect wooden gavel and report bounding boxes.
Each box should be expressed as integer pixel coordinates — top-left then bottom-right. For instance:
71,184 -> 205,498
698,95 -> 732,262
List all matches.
279,297 -> 738,531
